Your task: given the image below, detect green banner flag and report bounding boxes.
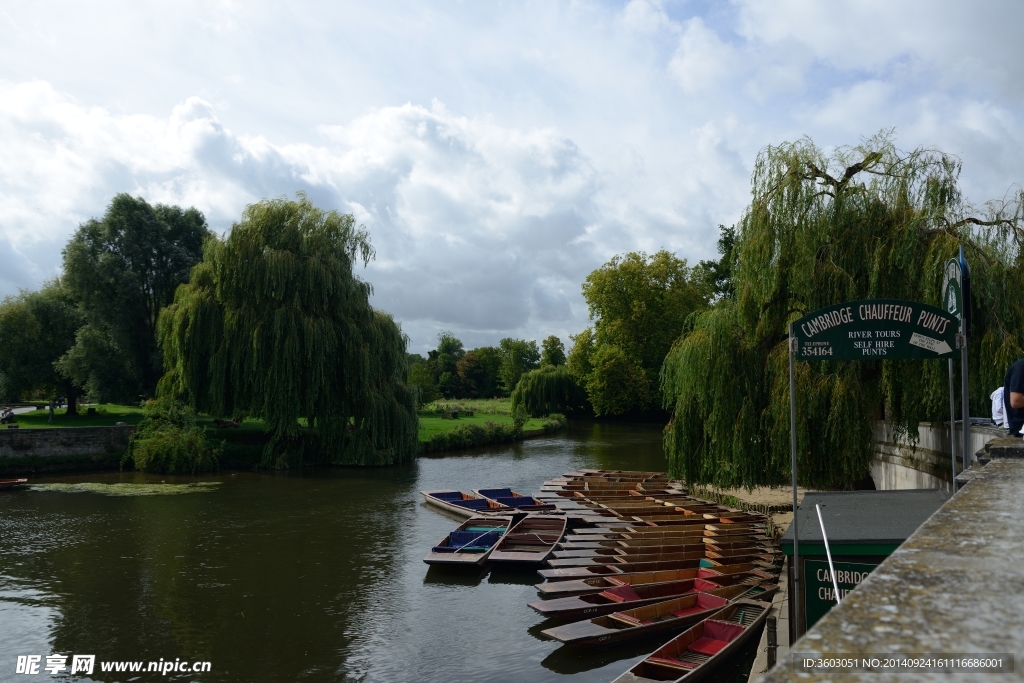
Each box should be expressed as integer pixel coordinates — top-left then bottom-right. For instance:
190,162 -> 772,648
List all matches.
793,299 -> 959,361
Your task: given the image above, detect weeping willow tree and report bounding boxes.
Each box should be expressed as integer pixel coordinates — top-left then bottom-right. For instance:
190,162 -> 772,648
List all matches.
511,365 -> 587,417
158,194 -> 419,467
662,133 -> 1024,489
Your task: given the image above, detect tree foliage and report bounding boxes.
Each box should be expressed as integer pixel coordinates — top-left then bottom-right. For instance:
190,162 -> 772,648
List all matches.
457,347 -> 502,398
541,335 -> 567,367
662,133 -> 1024,489
125,396 -> 221,474
498,337 -> 540,393
570,251 -> 708,415
158,194 -> 418,467
695,225 -> 738,302
0,282 -> 84,408
62,194 -> 209,402
511,365 -> 587,417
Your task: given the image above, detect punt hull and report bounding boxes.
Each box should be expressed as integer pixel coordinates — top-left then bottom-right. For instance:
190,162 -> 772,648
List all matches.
611,599 -> 770,683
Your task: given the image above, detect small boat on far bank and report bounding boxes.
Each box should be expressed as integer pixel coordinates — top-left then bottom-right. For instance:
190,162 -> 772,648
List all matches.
421,490 -> 514,517
424,516 -> 513,566
0,478 -> 28,490
611,599 -> 770,682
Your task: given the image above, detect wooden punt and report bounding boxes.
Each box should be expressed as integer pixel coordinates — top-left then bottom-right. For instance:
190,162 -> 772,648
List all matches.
628,509 -> 724,521
528,572 -> 773,620
546,550 -> 707,569
472,488 -> 558,512
423,516 -> 513,566
590,506 -> 707,517
538,554 -> 774,581
540,583 -> 774,648
611,599 -> 771,682
534,564 -> 774,597
560,534 -> 726,550
576,525 -> 763,540
488,515 -> 567,565
575,520 -> 725,531
0,478 -> 29,490
702,539 -> 773,553
707,512 -> 766,522
421,490 -> 513,517
530,578 -> 712,620
551,542 -> 709,559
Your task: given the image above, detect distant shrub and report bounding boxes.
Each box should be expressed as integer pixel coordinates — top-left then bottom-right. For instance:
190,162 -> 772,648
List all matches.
421,419 -> 524,454
510,365 -> 588,417
123,397 -> 221,473
540,413 -> 567,434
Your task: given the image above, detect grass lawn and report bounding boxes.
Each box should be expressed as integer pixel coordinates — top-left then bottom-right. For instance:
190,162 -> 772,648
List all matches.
11,404 -> 145,428
416,410 -> 546,439
10,401 -> 552,444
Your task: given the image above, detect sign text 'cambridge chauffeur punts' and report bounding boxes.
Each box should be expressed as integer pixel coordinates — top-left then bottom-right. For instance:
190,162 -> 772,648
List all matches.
793,299 -> 959,361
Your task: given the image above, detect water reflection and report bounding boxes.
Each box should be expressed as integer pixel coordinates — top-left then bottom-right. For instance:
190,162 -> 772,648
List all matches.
0,422 -> 759,682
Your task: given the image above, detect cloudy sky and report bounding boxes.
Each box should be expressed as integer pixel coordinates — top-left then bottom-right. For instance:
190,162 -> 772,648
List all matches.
2,0 -> 1022,353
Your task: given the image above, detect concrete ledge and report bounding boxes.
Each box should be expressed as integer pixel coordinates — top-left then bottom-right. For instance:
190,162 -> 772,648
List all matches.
985,436 -> 1024,459
0,426 -> 134,458
755,456 -> 1024,682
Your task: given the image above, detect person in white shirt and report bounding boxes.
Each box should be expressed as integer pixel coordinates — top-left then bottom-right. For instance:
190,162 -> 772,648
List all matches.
992,387 -> 1008,428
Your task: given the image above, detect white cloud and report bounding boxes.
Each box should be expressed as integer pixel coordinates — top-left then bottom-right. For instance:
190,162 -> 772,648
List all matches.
668,18 -> 741,93
1,1 -> 1024,352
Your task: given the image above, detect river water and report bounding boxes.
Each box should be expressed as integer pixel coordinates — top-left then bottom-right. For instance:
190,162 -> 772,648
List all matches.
0,422 -> 760,682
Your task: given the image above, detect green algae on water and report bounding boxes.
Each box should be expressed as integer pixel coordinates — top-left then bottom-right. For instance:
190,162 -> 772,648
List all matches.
29,482 -> 221,497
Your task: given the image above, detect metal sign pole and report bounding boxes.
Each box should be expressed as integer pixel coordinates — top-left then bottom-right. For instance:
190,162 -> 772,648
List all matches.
959,246 -> 971,481
948,359 -> 958,493
789,323 -> 801,636
942,254 -> 964,492
960,332 -> 970,479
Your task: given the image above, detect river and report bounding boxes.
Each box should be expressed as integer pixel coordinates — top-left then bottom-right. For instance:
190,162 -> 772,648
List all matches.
0,422 -> 760,682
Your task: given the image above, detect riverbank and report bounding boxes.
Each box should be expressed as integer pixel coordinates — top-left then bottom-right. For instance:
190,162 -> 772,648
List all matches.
1,402 -> 569,473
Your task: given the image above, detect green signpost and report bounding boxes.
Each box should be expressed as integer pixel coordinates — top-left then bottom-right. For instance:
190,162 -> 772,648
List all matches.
793,299 -> 959,361
942,258 -> 964,491
787,288 -> 967,636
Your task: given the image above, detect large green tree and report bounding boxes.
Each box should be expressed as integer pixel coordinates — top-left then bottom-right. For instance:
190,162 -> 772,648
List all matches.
61,194 -> 209,402
430,332 -> 466,398
498,337 -> 540,393
540,335 -> 567,367
158,194 -> 418,467
662,133 -> 1024,489
0,281 -> 85,410
457,347 -> 502,398
570,250 -> 709,415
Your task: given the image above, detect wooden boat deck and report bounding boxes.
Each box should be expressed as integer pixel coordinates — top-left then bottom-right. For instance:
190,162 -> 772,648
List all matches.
489,515 -> 567,565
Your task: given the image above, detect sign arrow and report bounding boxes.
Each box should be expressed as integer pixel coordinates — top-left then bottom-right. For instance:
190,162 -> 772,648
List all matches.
909,332 -> 952,355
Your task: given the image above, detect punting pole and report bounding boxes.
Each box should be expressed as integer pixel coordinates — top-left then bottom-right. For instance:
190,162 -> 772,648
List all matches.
949,359 -> 958,493
816,504 -> 841,604
788,323 -> 801,636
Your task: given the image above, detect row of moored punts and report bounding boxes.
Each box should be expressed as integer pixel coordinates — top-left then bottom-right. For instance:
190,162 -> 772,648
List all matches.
421,469 -> 783,682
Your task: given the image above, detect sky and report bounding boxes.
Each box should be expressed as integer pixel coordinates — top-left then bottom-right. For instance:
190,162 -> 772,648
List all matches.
2,0 -> 1023,354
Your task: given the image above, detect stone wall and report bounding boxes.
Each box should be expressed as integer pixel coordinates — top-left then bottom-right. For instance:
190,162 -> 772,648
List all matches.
756,439 -> 1024,682
871,420 -> 1005,491
0,426 -> 134,459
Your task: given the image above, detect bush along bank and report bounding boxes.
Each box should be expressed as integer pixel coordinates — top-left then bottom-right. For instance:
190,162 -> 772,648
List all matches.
420,412 -> 566,454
